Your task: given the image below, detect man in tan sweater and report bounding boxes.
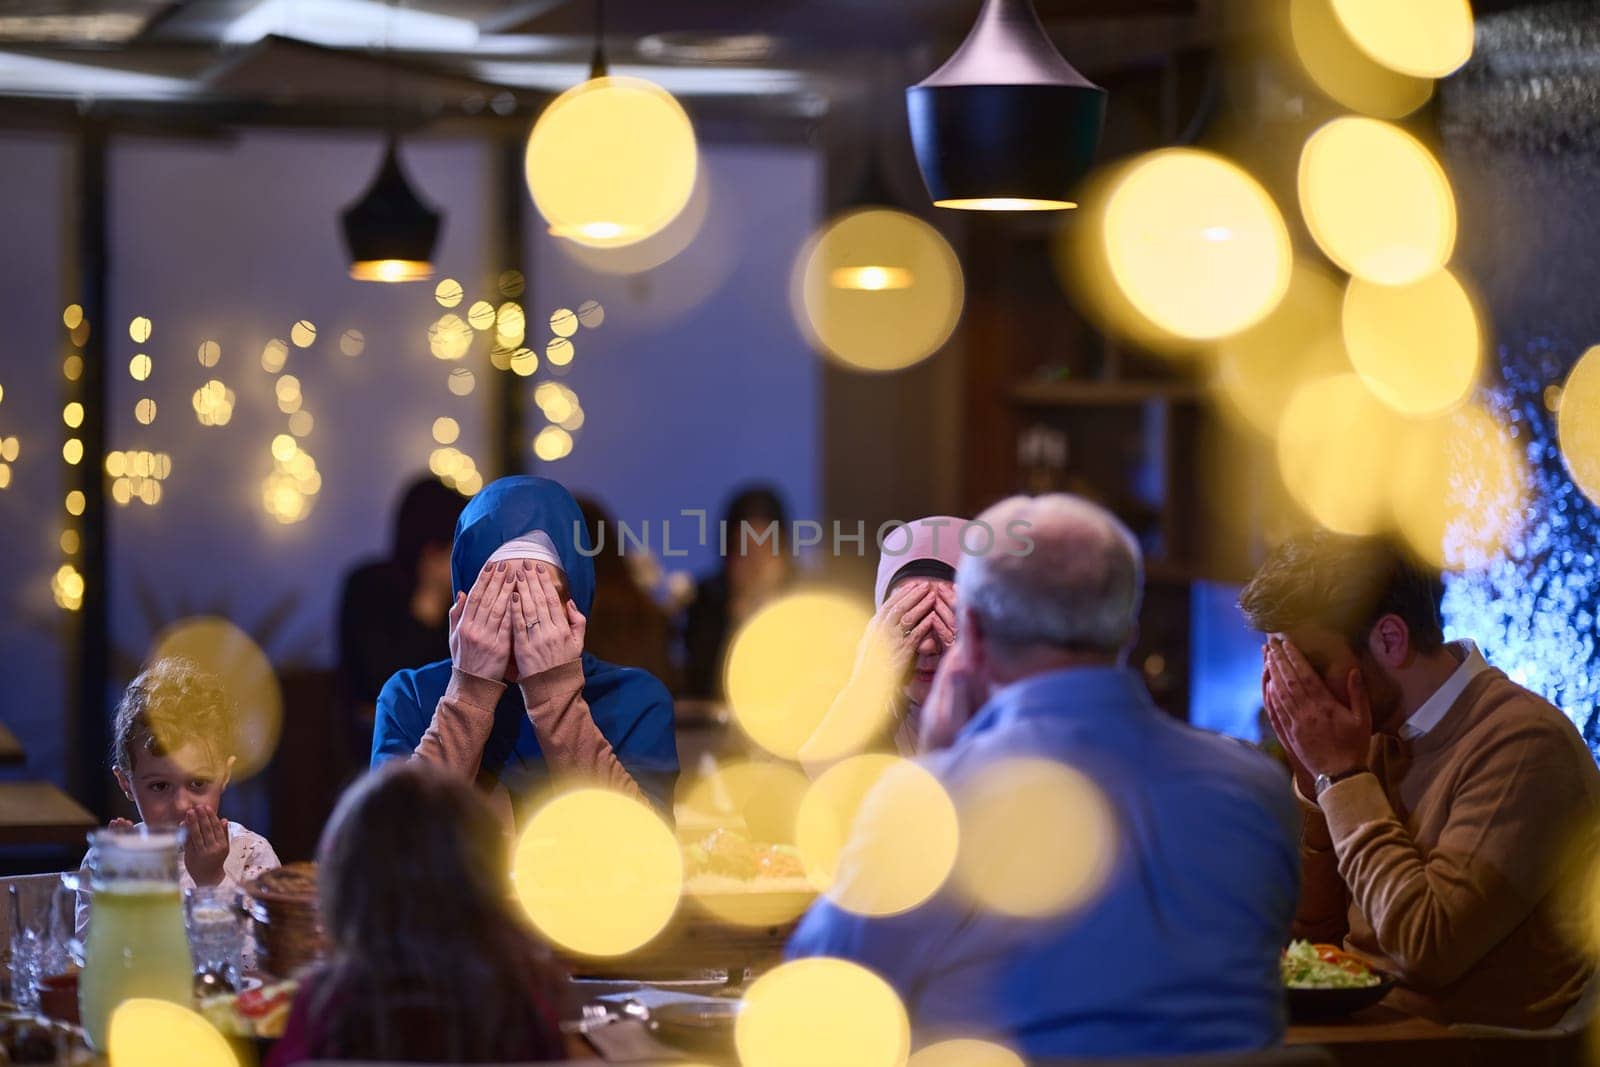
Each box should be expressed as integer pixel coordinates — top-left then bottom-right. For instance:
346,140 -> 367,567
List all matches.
1242,532 -> 1600,1028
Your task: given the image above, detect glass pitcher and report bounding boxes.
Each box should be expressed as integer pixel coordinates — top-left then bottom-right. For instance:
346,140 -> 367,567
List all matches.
77,827 -> 195,1050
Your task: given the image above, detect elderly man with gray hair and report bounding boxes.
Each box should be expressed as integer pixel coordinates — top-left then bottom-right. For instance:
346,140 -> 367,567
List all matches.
787,494 -> 1300,1060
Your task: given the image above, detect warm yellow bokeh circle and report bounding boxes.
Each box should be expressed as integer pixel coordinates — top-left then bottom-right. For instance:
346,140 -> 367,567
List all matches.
1288,0 -> 1433,119
681,759 -> 815,928
725,592 -> 881,761
796,754 -> 959,917
736,957 -> 911,1067
1102,149 -> 1291,341
1389,403 -> 1525,570
525,76 -> 698,249
1343,269 -> 1480,417
908,1039 -> 1027,1067
1299,118 -> 1456,286
796,209 -> 964,373
511,788 -> 683,957
1276,373 -> 1403,535
1213,260 -> 1350,437
1559,346 -> 1600,508
148,616 -> 283,783
109,998 -> 238,1067
954,758 -> 1117,918
1330,0 -> 1474,78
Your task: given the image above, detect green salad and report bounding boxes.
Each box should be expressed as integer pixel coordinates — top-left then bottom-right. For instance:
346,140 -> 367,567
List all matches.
1281,940 -> 1382,990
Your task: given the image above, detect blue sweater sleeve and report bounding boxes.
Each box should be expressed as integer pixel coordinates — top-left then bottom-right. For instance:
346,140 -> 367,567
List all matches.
371,669 -> 426,769
616,677 -> 679,815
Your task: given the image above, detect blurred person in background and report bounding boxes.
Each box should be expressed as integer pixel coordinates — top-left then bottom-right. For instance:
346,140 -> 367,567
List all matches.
789,494 -> 1298,1059
575,495 -> 677,691
801,517 -> 961,765
337,476 -> 465,759
682,484 -> 794,699
1245,532 -> 1600,1028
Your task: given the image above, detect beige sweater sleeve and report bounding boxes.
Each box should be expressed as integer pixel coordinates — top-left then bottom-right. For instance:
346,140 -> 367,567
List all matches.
1291,784 -> 1351,944
517,660 -> 644,801
411,668 -> 507,776
1319,724 -> 1586,988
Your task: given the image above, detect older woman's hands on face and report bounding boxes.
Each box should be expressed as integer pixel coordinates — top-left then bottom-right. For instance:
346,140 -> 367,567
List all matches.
856,581 -> 943,681
449,561 -> 516,681
511,562 -> 587,680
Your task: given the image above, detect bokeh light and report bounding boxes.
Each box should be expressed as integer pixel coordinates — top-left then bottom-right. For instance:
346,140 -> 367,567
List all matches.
432,417 -> 460,445
0,464 -> 10,490
546,338 -> 574,367
1343,269 -> 1480,416
288,410 -> 314,438
1389,403 -> 1527,569
339,329 -> 365,357
428,314 -> 473,361
1213,261 -> 1351,437
498,270 -> 526,298
512,788 -> 682,957
61,530 -> 78,554
1276,372 -> 1404,534
52,563 -> 83,610
63,354 -> 83,381
467,301 -> 496,331
1558,345 -> 1600,508
795,209 -> 964,373
725,592 -> 879,761
63,438 -> 82,465
510,347 -> 538,377
1330,0 -> 1473,78
135,398 -> 157,426
448,367 -> 476,396
290,320 -> 316,348
578,299 -> 605,328
65,490 -> 85,516
1299,118 -> 1456,286
736,957 -> 909,1067
150,616 -> 283,782
108,997 -> 239,1067
128,353 -> 152,382
0,436 -> 18,462
1101,150 -> 1291,341
62,304 -> 83,330
197,340 -> 221,368
954,758 -> 1116,918
63,402 -> 83,429
908,1039 -> 1026,1067
70,322 -> 90,347
128,316 -> 152,344
549,308 -> 578,338
795,754 -> 958,917
274,374 -> 303,415
260,338 -> 288,373
1287,0 -> 1434,119
434,278 -> 463,308
192,380 -> 236,427
496,303 -> 527,348
535,382 -> 580,424
533,426 -> 573,462
262,437 -> 320,524
525,75 -> 698,248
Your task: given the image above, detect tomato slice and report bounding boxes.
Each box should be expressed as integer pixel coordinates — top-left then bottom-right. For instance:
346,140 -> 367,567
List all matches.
235,984 -> 293,1019
1312,944 -> 1372,977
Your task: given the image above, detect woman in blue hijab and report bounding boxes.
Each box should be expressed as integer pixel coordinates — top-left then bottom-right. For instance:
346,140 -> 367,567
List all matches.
371,477 -> 678,823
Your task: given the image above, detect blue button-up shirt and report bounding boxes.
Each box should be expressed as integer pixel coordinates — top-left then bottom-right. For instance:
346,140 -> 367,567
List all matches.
787,665 -> 1299,1059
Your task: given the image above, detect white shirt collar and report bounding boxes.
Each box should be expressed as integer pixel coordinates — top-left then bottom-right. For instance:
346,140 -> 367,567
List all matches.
1400,639 -> 1488,740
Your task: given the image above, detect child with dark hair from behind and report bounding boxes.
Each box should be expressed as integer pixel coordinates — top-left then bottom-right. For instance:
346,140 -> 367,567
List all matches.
77,657 -> 280,934
266,761 -> 567,1064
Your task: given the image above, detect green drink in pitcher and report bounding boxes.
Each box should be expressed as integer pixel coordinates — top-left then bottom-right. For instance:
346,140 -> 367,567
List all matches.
77,828 -> 196,1050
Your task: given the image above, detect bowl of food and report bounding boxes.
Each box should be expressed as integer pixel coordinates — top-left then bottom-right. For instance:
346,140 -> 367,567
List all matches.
683,830 -> 817,929
1282,940 -> 1394,1021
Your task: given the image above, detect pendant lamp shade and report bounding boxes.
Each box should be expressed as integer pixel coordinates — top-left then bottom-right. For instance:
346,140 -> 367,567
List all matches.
342,136 -> 442,282
906,0 -> 1107,211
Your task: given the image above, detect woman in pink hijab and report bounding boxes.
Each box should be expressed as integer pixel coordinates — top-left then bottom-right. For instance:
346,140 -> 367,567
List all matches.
803,517 -> 963,764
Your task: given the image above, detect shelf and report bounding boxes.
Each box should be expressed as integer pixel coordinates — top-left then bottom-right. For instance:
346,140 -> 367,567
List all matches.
1011,380 -> 1204,406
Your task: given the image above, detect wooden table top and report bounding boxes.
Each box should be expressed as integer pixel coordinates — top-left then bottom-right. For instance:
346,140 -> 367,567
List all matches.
0,782 -> 97,847
1287,1004 -> 1457,1044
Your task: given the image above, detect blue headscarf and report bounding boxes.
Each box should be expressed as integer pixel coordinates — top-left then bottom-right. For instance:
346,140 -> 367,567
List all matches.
371,476 -> 679,815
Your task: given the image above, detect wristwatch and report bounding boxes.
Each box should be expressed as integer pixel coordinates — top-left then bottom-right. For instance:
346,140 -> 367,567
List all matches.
1314,767 -> 1368,798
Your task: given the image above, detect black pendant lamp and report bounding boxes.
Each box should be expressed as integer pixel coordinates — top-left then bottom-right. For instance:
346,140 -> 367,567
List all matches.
906,0 -> 1107,211
342,135 -> 442,282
